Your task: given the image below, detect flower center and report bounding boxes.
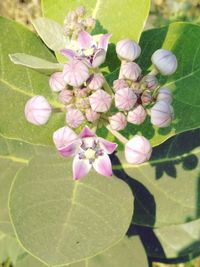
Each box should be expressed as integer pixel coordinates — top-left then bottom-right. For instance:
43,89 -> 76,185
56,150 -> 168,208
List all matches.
83,48 -> 95,57
85,148 -> 96,160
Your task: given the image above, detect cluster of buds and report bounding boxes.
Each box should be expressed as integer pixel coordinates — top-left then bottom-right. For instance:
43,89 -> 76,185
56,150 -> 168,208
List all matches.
109,41 -> 176,131
23,7 -> 177,180
63,6 -> 96,39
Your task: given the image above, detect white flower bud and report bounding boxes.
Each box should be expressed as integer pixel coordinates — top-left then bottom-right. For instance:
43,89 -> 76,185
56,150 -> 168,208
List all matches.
151,101 -> 174,128
115,88 -> 137,111
76,6 -> 86,17
141,91 -> 152,106
151,49 -> 177,76
125,135 -> 152,164
24,96 -> 52,126
85,109 -> 100,122
116,39 -> 141,61
59,89 -> 73,104
113,79 -> 129,92
142,75 -> 158,91
88,73 -> 104,90
121,62 -> 141,81
109,112 -> 127,131
127,105 -> 146,125
49,72 -> 66,92
66,109 -> 85,128
157,87 -> 172,104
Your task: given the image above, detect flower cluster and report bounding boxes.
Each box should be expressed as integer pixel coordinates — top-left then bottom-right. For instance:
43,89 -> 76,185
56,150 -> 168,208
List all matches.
23,7 -> 177,180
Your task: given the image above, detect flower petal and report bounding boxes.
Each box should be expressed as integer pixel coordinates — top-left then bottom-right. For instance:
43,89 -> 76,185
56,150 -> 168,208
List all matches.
73,156 -> 92,180
98,33 -> 112,51
93,153 -> 113,177
78,31 -> 93,49
92,49 -> 106,68
99,138 -> 118,154
60,49 -> 78,59
79,126 -> 96,138
53,126 -> 78,149
58,142 -> 79,157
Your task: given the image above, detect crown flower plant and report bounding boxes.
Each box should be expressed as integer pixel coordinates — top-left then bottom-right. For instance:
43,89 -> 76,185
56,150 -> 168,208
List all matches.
3,1 -> 200,267
10,6 -> 179,180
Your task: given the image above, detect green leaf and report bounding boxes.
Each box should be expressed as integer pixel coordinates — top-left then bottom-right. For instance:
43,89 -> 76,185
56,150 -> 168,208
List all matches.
134,218 -> 200,260
42,0 -> 150,43
0,234 -> 23,265
113,128 -> 200,227
9,53 -> 63,74
9,149 -> 133,266
32,17 -> 67,51
16,236 -> 149,267
0,17 -> 65,146
119,22 -> 200,147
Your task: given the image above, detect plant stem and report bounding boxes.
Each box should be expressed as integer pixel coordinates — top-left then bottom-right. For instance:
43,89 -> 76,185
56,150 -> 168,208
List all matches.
106,125 -> 128,144
103,80 -> 113,95
149,67 -> 159,76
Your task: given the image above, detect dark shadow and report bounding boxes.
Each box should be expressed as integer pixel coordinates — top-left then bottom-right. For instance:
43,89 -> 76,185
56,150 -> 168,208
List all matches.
111,153 -> 156,227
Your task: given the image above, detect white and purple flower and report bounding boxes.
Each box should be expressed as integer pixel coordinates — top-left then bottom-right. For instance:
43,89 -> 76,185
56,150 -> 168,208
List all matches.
53,126 -> 117,180
61,31 -> 112,68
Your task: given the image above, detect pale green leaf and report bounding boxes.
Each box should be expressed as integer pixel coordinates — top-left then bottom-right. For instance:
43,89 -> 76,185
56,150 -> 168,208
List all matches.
9,53 -> 63,74
42,0 -> 150,43
113,128 -> 200,227
32,17 -> 67,51
9,150 -> 133,266
0,17 -> 65,146
16,236 -> 149,267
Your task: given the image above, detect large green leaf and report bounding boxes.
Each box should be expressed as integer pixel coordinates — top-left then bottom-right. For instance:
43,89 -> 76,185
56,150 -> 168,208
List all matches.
16,236 -> 149,267
133,218 -> 200,260
42,0 -> 150,43
0,17 -> 65,146
113,128 -> 200,227
9,148 -> 133,266
117,22 -> 200,147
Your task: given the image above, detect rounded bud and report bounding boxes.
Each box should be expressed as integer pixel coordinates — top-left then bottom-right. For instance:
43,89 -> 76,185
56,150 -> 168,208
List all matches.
85,109 -> 100,122
151,49 -> 177,76
66,109 -> 85,128
125,135 -> 152,164
24,96 -> 52,126
141,91 -> 152,106
127,105 -> 146,125
109,112 -> 127,131
85,17 -> 96,29
74,87 -> 89,97
67,11 -> 77,22
63,59 -> 89,87
113,79 -> 129,92
76,6 -> 86,17
49,72 -> 66,92
151,101 -> 174,128
142,75 -> 158,91
116,39 -> 141,61
156,87 -> 172,104
121,62 -> 141,81
75,97 -> 90,109
89,89 -> 112,112
88,73 -> 104,90
115,88 -> 137,111
59,89 -> 73,104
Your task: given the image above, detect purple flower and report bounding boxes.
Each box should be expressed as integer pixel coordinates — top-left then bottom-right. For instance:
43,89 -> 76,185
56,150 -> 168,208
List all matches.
63,59 -> 89,87
61,31 -> 112,68
53,126 -> 117,180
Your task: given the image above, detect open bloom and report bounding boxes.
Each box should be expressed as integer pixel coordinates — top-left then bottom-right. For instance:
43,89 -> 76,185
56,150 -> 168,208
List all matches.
53,126 -> 117,180
61,31 -> 111,68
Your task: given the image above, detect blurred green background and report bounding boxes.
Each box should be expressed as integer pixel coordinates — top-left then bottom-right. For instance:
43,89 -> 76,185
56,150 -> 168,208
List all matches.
0,0 -> 200,267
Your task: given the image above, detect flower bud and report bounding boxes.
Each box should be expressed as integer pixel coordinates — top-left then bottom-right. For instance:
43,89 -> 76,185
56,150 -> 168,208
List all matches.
67,11 -> 77,22
125,135 -> 152,164
74,87 -> 89,97
49,72 -> 66,92
24,96 -> 52,125
89,89 -> 112,112
151,101 -> 174,128
63,59 -> 89,87
66,109 -> 85,128
75,97 -> 90,109
151,49 -> 177,75
116,39 -> 141,61
141,91 -> 152,106
113,79 -> 129,92
109,112 -> 127,131
156,87 -> 172,104
59,89 -> 73,104
85,109 -> 100,122
127,105 -> 146,125
85,17 -> 96,29
115,88 -> 137,111
121,62 -> 141,81
76,6 -> 86,17
88,73 -> 104,90
142,75 -> 158,91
